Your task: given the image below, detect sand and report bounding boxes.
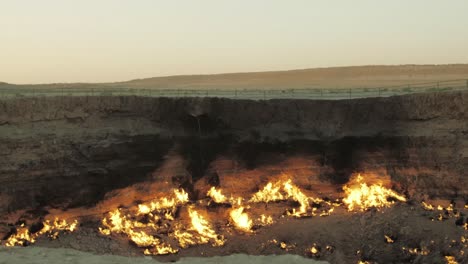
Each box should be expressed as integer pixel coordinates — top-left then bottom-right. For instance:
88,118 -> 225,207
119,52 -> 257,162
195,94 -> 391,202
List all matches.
0,247 -> 329,264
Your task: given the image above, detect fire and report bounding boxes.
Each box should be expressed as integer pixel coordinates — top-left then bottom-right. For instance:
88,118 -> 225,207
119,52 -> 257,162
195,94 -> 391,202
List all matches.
384,235 -> 394,243
229,206 -> 253,232
283,179 -> 315,217
422,201 -> 434,210
137,189 -> 188,215
4,218 -> 78,247
421,202 -> 461,222
402,246 -> 430,256
250,181 -> 285,203
99,188 -> 189,255
259,214 -> 273,225
207,187 -> 227,203
342,174 -> 406,211
206,186 -> 227,203
309,243 -> 320,257
250,178 -> 326,217
187,208 -> 225,246
99,208 -> 177,255
445,256 -> 458,264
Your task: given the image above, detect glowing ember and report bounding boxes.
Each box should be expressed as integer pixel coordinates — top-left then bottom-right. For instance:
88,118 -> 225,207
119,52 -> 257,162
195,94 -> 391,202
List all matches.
229,206 -> 253,232
207,187 -> 227,203
279,241 -> 295,251
309,243 -> 320,257
384,235 -> 394,243
422,201 -> 435,210
421,202 -> 461,222
445,256 -> 458,264
342,174 -> 406,211
4,218 -> 78,247
402,246 -> 430,256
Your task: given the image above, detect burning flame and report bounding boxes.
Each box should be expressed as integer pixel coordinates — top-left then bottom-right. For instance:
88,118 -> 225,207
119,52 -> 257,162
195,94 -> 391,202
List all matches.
207,187 -> 227,203
259,214 -> 273,225
445,256 -> 458,264
384,235 -> 394,243
99,208 -> 177,255
402,246 -> 430,256
229,206 -> 253,232
250,178 -> 327,217
137,189 -> 188,215
187,208 -> 225,246
309,243 -> 320,257
99,188 -> 189,255
4,218 -> 78,247
342,174 -> 406,211
250,181 -> 285,203
422,201 -> 435,210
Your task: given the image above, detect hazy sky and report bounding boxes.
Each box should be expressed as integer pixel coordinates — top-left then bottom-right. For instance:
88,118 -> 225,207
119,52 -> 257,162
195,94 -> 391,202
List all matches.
1,0 -> 468,84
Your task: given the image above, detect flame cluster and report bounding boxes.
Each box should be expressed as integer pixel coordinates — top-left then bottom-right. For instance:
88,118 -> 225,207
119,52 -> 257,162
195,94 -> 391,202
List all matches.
3,218 -> 78,247
3,172 -> 413,258
421,202 -> 464,225
250,179 -> 335,217
98,174 -> 406,255
342,174 -> 406,211
99,189 -> 189,255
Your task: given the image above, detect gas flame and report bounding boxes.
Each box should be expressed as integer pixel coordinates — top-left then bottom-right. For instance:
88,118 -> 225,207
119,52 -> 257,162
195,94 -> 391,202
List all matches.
229,206 -> 253,232
309,243 -> 320,256
422,201 -> 435,210
259,214 -> 273,225
137,189 -> 188,215
402,246 -> 430,256
384,235 -> 394,243
99,208 -> 177,255
187,208 -> 225,246
250,178 -> 325,217
283,179 -> 315,217
207,187 -> 227,203
250,181 -> 285,203
342,174 -> 406,211
99,188 -> 188,255
4,218 -> 78,247
445,256 -> 458,264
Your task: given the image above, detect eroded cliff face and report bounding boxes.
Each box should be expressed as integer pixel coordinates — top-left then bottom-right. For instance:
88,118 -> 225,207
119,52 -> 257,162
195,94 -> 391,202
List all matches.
0,92 -> 466,213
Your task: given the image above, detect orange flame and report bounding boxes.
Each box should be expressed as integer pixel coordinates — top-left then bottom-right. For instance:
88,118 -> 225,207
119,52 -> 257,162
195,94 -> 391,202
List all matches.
4,218 -> 78,247
207,187 -> 227,204
342,174 -> 406,211
229,206 -> 253,232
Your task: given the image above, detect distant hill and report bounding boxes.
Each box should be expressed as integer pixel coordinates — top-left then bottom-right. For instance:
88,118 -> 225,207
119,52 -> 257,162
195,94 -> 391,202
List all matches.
104,64 -> 468,90
8,64 -> 468,90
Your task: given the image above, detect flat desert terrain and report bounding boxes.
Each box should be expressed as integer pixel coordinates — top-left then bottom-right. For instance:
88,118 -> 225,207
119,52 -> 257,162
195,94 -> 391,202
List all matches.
2,64 -> 468,91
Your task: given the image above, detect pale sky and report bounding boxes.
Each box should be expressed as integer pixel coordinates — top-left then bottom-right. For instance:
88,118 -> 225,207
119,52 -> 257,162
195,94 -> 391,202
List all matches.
1,0 -> 468,84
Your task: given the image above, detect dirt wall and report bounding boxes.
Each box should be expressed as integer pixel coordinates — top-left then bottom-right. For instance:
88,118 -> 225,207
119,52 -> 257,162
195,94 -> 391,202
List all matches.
0,92 -> 466,212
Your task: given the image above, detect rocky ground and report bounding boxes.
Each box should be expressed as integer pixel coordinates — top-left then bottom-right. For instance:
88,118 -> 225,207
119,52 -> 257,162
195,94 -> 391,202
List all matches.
1,203 -> 466,264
